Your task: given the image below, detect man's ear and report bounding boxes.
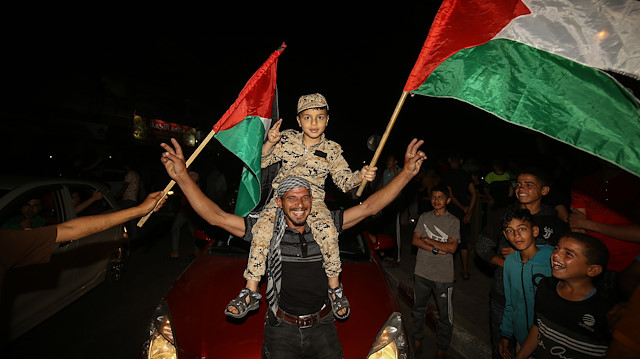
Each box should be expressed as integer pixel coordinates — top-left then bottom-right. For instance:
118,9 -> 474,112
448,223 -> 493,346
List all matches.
587,264 -> 603,278
541,185 -> 550,196
532,225 -> 539,238
446,197 -> 451,205
276,197 -> 283,209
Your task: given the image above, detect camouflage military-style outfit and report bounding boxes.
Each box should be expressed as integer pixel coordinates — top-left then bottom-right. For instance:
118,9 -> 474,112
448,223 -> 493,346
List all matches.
244,129 -> 361,281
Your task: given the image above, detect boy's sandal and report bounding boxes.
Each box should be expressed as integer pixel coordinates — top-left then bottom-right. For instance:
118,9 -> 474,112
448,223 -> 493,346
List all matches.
224,288 -> 262,318
328,284 -> 350,320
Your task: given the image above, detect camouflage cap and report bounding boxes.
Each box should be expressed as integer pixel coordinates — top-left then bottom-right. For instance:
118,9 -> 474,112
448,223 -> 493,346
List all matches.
297,93 -> 329,114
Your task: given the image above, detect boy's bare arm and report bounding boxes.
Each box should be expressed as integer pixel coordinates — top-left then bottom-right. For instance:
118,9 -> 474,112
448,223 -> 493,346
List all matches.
514,325 -> 538,359
262,118 -> 282,155
569,208 -> 640,242
423,235 -> 458,254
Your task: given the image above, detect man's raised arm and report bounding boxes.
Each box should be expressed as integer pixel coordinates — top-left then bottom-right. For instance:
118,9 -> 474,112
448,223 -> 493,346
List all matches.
160,138 -> 246,237
343,138 -> 426,230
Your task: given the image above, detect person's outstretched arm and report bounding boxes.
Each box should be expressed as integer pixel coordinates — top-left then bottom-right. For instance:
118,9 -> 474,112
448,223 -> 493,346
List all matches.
56,191 -> 166,243
160,138 -> 246,237
343,138 -> 426,230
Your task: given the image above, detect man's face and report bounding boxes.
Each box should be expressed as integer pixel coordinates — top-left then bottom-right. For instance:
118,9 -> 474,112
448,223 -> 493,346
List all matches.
276,187 -> 312,228
515,174 -> 549,205
296,109 -> 328,141
21,199 -> 43,219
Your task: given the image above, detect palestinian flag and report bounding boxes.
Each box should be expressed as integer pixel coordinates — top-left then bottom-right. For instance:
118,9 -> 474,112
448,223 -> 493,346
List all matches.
405,0 -> 640,177
213,44 -> 286,217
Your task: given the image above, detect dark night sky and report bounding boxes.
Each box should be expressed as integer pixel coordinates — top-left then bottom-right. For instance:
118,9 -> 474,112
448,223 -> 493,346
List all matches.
3,3 -> 637,180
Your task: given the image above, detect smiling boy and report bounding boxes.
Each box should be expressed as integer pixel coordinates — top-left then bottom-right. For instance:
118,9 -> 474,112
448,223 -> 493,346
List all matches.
477,167 -> 570,359
514,233 -> 613,359
499,208 -> 553,359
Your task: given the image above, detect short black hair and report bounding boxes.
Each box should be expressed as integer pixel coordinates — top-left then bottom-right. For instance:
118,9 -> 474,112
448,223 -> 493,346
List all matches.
430,184 -> 450,197
562,232 -> 609,270
517,166 -> 552,187
502,208 -> 533,229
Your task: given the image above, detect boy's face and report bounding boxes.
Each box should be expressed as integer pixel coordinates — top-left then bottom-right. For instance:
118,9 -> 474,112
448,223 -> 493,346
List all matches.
430,190 -> 450,211
515,174 -> 549,205
503,218 -> 538,252
296,109 -> 328,141
551,236 -> 601,280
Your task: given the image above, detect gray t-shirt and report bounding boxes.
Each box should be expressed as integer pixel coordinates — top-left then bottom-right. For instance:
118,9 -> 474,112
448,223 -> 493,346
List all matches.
413,211 -> 460,283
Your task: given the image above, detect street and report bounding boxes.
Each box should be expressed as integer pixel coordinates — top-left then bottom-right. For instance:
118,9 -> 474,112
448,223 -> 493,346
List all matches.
6,216 -> 484,359
6,214 -> 192,359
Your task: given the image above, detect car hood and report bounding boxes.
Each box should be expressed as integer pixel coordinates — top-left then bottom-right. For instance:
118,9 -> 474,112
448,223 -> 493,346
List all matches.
165,253 -> 398,358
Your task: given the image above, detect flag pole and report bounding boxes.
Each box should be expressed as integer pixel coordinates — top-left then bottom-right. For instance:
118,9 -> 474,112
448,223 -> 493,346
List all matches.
137,129 -> 217,227
355,91 -> 409,197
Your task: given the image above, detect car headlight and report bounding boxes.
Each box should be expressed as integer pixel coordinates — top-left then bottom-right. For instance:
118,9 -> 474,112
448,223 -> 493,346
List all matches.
367,312 -> 409,359
143,301 -> 177,359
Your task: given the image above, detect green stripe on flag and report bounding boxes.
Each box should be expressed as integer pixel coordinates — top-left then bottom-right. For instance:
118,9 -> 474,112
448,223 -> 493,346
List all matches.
214,115 -> 266,217
413,38 -> 640,177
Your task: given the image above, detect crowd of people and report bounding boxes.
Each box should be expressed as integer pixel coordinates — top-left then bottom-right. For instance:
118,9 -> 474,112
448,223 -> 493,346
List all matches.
374,144 -> 640,358
2,91 -> 639,359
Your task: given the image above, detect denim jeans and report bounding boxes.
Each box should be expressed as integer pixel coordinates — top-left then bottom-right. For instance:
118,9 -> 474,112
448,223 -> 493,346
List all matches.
262,309 -> 343,359
411,275 -> 454,350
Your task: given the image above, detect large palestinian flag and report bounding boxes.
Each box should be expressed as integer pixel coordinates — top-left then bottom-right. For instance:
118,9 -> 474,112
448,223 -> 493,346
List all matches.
213,44 -> 285,216
405,0 -> 640,177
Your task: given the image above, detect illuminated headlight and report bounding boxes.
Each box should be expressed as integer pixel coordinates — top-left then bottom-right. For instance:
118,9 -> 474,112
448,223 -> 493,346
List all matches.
367,312 -> 409,359
143,301 -> 177,359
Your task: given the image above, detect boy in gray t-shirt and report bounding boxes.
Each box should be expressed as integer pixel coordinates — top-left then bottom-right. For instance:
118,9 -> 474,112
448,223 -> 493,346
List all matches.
410,185 -> 460,357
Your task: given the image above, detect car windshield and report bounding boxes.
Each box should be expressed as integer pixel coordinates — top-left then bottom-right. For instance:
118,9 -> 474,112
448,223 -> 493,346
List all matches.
207,225 -> 371,263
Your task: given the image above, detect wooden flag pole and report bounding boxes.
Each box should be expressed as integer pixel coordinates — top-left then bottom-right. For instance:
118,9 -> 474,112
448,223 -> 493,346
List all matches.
137,129 -> 217,227
356,91 -> 409,197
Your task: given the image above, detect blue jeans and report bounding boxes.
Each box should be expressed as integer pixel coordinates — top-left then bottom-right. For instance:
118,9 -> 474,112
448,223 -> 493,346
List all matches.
262,310 -> 343,359
411,275 -> 454,350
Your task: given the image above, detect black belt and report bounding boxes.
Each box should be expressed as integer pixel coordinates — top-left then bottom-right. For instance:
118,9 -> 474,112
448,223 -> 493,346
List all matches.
275,302 -> 332,328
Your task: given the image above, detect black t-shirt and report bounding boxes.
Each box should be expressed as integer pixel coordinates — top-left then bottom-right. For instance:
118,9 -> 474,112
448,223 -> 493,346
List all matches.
443,168 -> 472,219
533,277 -> 612,359
244,210 -> 344,315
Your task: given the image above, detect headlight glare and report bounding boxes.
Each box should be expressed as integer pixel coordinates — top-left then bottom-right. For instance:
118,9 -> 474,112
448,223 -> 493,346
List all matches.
367,312 -> 408,359
144,301 -> 177,359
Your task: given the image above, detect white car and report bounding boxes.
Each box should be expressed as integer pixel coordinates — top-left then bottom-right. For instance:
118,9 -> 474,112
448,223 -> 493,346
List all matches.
0,176 -> 128,340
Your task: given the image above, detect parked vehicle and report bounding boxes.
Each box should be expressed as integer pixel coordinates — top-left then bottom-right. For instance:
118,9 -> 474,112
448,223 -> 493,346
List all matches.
0,176 -> 128,340
141,223 -> 411,358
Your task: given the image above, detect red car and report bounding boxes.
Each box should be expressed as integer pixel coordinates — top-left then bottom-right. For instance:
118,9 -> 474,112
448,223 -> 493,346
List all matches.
140,224 -> 411,358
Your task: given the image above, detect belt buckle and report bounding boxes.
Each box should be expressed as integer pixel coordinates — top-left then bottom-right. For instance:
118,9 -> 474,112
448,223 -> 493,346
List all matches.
297,314 -> 314,328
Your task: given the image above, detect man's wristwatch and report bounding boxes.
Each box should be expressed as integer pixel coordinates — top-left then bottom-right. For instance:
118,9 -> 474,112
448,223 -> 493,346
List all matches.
432,246 -> 439,255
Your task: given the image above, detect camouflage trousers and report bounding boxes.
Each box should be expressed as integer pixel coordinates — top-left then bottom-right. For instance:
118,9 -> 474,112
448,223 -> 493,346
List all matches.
244,195 -> 341,282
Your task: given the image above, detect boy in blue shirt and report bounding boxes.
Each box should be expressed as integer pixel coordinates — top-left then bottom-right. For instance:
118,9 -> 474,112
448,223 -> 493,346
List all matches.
499,208 -> 553,358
